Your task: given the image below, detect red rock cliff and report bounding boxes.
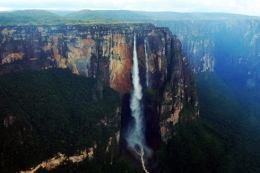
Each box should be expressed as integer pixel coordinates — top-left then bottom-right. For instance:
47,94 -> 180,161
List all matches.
0,24 -> 199,142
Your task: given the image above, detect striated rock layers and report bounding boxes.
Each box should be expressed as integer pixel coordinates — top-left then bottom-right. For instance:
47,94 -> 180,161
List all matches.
0,24 -> 198,146
153,20 -> 260,76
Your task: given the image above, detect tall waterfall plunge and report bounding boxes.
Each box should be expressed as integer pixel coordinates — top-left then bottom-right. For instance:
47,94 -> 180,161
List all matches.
144,38 -> 150,87
125,35 -> 151,173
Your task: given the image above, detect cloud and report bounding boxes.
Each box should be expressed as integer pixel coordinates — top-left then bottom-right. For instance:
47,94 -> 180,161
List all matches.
0,0 -> 259,16
0,7 -> 12,11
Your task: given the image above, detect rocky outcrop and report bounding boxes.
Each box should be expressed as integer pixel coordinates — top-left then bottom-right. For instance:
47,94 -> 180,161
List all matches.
0,24 -> 198,144
158,35 -> 199,142
153,19 -> 260,76
20,150 -> 90,173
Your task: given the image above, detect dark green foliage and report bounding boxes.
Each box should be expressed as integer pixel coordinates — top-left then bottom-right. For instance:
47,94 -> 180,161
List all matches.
179,104 -> 197,118
160,122 -> 226,173
0,68 -> 120,172
146,87 -> 156,98
48,151 -> 140,173
154,72 -> 260,173
195,72 -> 260,172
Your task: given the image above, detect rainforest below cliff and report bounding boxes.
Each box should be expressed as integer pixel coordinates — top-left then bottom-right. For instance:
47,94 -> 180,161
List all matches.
0,68 -> 123,172
1,9 -> 260,173
2,66 -> 257,173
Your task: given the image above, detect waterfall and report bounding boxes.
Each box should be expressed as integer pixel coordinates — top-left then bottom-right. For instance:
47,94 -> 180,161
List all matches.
126,34 -> 150,173
126,34 -> 144,149
144,38 -> 150,87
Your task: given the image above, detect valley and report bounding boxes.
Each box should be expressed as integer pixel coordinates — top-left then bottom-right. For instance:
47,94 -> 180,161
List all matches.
0,9 -> 260,172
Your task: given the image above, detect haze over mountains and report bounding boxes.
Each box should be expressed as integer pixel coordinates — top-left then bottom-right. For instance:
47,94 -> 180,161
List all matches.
0,9 -> 260,26
1,9 -> 260,172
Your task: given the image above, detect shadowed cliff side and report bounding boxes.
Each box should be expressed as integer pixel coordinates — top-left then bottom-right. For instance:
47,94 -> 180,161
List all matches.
0,24 -> 199,172
0,24 -> 198,144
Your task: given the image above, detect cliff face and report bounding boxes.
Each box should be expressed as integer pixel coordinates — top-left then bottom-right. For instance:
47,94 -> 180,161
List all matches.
153,19 -> 260,76
0,25 -> 133,94
0,24 -> 198,144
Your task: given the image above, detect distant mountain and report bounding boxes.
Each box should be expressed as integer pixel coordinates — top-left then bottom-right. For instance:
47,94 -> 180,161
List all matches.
47,10 -> 75,16
0,10 -> 71,25
135,11 -> 260,20
1,10 -> 259,26
65,10 -> 260,22
64,9 -> 149,22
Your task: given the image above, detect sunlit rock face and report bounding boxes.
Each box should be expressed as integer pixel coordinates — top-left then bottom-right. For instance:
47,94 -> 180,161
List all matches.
0,24 -> 198,144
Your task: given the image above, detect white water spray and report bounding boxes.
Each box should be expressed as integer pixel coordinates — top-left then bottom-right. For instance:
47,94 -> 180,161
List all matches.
144,38 -> 150,87
126,34 -> 150,173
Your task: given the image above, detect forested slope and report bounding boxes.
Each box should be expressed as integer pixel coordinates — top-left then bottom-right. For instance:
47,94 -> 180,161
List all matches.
0,68 -> 121,172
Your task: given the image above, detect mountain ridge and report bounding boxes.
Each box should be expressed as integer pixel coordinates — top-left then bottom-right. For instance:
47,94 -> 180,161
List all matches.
1,9 -> 259,26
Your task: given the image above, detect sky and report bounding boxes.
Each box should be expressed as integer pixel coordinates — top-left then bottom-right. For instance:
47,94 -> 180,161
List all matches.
1,0 -> 260,16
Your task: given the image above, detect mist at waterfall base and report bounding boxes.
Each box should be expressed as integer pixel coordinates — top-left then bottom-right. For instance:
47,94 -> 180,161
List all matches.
121,35 -> 152,171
